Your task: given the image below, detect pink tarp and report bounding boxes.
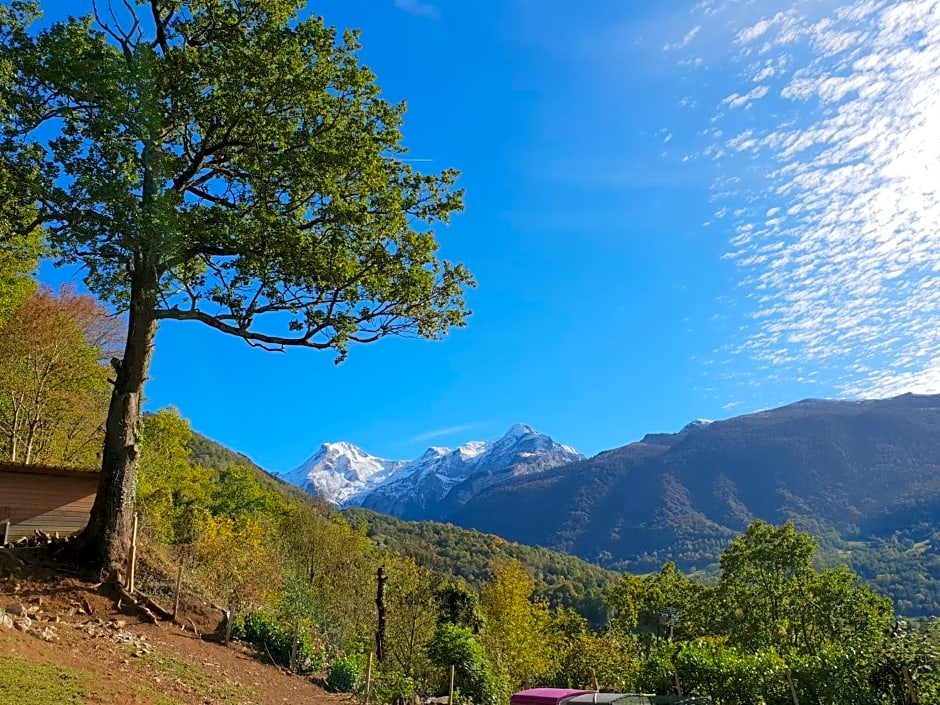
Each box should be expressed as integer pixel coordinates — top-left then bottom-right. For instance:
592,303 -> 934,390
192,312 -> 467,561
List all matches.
510,689 -> 594,705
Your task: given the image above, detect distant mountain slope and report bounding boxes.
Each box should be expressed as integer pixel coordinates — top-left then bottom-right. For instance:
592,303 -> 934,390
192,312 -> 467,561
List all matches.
447,393 -> 940,616
343,506 -> 616,626
189,430 -> 333,510
283,424 -> 583,519
189,428 -> 613,622
190,431 -> 266,472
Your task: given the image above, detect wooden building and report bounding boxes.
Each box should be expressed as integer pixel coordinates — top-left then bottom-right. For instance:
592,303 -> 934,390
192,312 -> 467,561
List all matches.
0,462 -> 99,542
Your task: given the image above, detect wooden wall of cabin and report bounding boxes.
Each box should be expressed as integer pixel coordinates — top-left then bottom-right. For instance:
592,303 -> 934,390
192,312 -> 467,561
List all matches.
0,468 -> 98,541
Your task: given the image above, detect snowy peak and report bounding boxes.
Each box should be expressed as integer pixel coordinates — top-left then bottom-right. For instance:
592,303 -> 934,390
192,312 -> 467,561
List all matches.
282,424 -> 584,518
502,422 -> 536,439
282,442 -> 404,505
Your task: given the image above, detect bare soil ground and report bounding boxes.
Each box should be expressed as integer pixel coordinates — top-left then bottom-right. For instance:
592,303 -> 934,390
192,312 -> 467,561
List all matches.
0,547 -> 347,705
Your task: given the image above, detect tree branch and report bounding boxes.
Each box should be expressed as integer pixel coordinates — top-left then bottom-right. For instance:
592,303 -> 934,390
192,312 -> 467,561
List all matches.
152,307 -> 335,351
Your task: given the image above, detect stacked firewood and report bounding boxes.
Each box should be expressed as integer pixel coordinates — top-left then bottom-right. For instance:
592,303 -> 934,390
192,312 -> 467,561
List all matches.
2,529 -> 72,548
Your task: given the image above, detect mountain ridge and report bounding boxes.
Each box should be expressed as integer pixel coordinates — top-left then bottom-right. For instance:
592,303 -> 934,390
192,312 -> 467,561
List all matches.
444,392 -> 940,615
281,424 -> 584,518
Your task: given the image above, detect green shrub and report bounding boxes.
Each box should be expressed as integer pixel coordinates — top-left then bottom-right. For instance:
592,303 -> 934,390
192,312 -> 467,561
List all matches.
231,611 -> 324,673
327,654 -> 365,693
370,668 -> 418,704
427,623 -> 492,704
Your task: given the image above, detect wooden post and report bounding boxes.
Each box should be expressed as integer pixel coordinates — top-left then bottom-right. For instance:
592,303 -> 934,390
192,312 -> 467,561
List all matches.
448,664 -> 455,705
172,564 -> 184,622
903,667 -> 919,704
2,520 -> 9,546
671,648 -> 682,697
127,512 -> 139,594
365,651 -> 374,704
224,605 -> 234,645
290,619 -> 301,673
785,669 -> 800,705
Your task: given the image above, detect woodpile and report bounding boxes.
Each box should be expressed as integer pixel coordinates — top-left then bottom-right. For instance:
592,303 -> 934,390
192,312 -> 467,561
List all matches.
2,528 -> 71,549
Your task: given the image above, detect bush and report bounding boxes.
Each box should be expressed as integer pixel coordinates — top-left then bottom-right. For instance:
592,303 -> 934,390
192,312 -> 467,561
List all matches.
370,667 -> 418,704
231,611 -> 324,673
427,624 -> 492,704
327,654 -> 365,693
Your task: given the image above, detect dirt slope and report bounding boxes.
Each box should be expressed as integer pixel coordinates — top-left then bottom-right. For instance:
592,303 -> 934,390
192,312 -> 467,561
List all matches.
0,571 -> 343,705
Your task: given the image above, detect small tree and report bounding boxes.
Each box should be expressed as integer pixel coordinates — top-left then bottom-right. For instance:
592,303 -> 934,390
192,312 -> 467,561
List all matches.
193,514 -> 281,643
427,622 -> 490,704
136,408 -> 212,544
0,0 -> 472,577
0,286 -> 118,466
480,560 -> 555,694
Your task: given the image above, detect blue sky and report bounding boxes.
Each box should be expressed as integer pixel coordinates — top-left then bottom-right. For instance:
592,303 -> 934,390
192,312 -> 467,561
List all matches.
36,0 -> 940,469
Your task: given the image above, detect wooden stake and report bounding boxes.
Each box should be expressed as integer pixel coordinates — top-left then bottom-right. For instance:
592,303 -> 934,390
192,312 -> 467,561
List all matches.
448,664 -> 455,705
172,564 -> 184,622
290,619 -> 300,673
365,651 -> 374,704
2,520 -> 9,546
224,605 -> 234,645
786,669 -> 800,705
127,512 -> 139,594
903,667 -> 919,704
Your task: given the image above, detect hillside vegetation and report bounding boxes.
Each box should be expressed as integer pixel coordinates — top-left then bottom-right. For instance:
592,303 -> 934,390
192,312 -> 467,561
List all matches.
343,508 -> 617,627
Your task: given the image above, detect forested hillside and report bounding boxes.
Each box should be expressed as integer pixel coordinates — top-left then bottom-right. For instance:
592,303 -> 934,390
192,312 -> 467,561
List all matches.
447,394 -> 940,615
343,508 -> 617,626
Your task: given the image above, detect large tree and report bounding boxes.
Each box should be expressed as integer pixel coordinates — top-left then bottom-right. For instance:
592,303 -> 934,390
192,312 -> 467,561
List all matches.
0,0 -> 472,576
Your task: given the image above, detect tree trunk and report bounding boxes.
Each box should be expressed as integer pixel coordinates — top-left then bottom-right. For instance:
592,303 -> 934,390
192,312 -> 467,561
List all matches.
8,401 -> 19,463
78,267 -> 157,579
375,564 -> 387,663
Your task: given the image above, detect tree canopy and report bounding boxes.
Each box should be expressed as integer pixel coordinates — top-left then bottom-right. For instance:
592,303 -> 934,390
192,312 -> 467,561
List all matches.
0,0 -> 471,354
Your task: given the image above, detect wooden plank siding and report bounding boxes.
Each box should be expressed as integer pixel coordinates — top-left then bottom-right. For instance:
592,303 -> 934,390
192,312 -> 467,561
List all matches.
0,463 -> 99,541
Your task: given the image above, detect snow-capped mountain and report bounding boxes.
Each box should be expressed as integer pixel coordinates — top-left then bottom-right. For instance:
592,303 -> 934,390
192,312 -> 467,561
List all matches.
680,418 -> 713,433
281,441 -> 405,505
281,424 -> 584,520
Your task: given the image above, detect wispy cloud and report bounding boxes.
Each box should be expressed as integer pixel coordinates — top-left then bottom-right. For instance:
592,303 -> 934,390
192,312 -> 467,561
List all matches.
721,84 -> 770,109
676,0 -> 940,398
394,0 -> 440,20
665,25 -> 702,51
408,423 -> 484,444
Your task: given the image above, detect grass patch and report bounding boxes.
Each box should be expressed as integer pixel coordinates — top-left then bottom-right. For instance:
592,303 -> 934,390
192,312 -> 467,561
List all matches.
139,689 -> 186,705
0,655 -> 185,705
0,656 -> 87,704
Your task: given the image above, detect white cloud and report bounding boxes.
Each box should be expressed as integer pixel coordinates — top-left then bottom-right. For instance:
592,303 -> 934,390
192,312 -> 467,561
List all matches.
722,84 -> 770,109
665,25 -> 702,50
690,0 -> 940,398
408,423 -> 484,444
394,0 -> 440,20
